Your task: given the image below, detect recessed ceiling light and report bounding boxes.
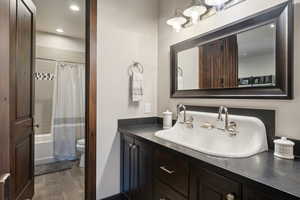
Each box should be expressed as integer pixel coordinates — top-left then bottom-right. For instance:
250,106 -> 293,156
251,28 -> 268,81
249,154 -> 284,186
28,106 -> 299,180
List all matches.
56,28 -> 64,33
70,4 -> 80,11
270,24 -> 275,28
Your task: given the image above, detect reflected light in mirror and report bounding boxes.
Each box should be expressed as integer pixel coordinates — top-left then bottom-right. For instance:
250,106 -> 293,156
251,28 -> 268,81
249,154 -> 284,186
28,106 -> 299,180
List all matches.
167,17 -> 187,32
56,28 -> 64,33
183,5 -> 207,24
70,4 -> 80,11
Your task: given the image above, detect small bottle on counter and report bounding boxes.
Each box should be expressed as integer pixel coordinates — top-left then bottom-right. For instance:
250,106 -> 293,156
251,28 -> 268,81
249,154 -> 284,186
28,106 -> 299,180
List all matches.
274,137 -> 295,160
163,110 -> 173,129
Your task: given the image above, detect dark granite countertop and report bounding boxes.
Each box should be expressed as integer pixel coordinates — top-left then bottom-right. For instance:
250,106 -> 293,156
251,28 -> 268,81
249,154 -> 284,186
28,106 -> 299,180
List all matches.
118,123 -> 300,199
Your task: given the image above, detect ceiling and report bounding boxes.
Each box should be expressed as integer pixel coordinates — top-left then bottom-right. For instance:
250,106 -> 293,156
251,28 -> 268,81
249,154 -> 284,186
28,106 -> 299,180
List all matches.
33,0 -> 85,39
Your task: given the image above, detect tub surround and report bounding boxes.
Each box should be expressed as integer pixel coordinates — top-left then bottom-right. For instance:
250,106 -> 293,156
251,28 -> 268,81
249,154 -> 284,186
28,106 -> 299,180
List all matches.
118,116 -> 300,199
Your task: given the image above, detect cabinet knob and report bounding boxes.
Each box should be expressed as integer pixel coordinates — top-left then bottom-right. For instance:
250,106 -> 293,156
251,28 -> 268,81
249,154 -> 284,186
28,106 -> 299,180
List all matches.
226,193 -> 235,200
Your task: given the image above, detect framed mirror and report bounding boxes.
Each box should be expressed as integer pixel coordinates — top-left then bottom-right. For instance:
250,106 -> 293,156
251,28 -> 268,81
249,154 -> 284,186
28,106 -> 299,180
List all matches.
171,1 -> 293,99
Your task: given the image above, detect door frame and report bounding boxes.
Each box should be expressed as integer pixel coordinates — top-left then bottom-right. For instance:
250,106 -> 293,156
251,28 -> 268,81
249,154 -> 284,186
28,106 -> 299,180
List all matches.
85,0 -> 97,199
0,0 -> 98,199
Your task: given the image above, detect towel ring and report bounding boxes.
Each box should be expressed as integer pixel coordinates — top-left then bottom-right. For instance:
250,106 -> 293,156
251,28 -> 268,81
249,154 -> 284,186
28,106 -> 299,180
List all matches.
128,62 -> 144,76
177,66 -> 183,77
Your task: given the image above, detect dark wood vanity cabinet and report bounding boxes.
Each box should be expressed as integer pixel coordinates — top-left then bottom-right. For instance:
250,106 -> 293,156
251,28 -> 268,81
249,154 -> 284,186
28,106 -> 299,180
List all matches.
243,188 -> 273,200
190,166 -> 241,200
120,133 -> 297,200
154,180 -> 186,200
154,149 -> 189,197
121,135 -> 153,200
243,186 -> 291,200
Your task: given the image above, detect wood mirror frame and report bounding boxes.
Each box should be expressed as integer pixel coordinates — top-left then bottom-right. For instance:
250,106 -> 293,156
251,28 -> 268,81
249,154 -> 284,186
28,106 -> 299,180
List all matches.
170,1 -> 293,99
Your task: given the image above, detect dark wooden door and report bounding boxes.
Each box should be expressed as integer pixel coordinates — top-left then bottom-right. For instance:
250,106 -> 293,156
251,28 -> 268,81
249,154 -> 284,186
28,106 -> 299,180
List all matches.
199,36 -> 238,89
10,0 -> 36,199
190,166 -> 241,200
133,139 -> 153,200
121,135 -> 134,199
0,0 -> 11,199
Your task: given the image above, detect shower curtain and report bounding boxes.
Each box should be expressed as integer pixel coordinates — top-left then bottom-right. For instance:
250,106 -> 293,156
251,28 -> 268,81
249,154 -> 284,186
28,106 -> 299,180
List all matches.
53,62 -> 85,161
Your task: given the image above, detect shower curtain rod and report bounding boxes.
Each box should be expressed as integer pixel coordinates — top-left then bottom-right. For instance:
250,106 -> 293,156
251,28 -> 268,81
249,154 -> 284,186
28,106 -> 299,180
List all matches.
36,57 -> 85,65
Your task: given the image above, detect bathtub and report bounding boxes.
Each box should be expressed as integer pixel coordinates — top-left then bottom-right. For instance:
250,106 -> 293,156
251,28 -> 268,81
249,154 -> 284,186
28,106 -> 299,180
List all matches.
35,133 -> 55,165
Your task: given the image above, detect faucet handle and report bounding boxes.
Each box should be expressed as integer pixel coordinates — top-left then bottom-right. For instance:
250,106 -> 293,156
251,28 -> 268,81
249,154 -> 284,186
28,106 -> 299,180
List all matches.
227,121 -> 238,136
229,121 -> 237,128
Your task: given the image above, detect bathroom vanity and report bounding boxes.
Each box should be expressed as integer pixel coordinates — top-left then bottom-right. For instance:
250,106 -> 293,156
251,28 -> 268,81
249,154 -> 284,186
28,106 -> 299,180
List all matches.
117,1 -> 298,199
118,108 -> 300,200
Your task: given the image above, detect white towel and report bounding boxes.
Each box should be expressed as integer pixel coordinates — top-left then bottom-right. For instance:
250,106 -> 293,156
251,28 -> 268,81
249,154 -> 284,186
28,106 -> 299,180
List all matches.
131,70 -> 144,102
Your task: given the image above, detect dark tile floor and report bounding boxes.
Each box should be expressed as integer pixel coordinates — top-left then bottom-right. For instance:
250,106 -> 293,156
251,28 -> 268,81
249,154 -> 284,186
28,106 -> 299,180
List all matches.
33,163 -> 84,200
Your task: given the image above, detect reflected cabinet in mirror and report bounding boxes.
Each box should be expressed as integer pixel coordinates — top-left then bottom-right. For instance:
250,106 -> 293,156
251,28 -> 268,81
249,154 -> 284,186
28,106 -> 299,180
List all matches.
171,2 -> 293,99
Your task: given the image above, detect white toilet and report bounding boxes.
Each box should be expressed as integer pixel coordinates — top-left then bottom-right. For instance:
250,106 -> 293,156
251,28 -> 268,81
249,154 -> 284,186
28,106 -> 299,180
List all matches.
76,139 -> 85,168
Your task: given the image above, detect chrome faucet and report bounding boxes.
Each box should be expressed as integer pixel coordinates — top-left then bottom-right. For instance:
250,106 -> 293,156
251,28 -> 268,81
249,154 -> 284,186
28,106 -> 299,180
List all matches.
217,106 -> 238,136
177,104 -> 186,123
217,106 -> 229,130
177,104 -> 193,128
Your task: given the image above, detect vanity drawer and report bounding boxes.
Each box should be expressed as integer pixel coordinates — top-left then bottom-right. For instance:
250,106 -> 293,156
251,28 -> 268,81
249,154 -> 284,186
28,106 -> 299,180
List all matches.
154,149 -> 189,196
154,180 -> 187,200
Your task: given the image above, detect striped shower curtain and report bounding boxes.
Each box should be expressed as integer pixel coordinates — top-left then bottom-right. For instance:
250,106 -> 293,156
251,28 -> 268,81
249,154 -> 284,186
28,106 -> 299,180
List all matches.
52,62 -> 85,161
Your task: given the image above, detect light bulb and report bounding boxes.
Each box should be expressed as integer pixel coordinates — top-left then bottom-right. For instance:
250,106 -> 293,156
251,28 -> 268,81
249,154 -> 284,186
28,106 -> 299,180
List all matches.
166,17 -> 187,32
183,5 -> 207,24
173,24 -> 182,32
205,0 -> 230,6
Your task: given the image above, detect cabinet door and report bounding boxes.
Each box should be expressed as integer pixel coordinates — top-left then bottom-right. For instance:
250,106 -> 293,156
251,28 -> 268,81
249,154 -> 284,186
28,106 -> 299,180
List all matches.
154,180 -> 186,200
133,139 -> 153,200
121,135 -> 134,199
190,166 -> 241,200
244,187 -> 290,200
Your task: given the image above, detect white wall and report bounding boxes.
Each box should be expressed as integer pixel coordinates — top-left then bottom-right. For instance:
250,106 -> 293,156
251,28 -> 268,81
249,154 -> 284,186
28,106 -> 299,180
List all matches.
178,47 -> 199,89
97,0 -> 158,198
36,31 -> 85,52
158,0 -> 300,141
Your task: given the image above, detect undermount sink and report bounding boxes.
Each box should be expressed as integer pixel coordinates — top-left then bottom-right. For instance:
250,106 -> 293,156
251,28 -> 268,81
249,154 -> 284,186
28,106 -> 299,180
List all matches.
155,111 -> 268,158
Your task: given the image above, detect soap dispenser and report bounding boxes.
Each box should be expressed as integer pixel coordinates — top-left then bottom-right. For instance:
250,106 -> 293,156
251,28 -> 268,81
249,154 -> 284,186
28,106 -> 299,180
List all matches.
163,110 -> 173,129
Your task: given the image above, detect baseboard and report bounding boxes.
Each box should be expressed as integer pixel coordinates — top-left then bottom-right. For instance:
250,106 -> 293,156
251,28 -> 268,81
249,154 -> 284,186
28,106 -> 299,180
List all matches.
34,156 -> 56,165
101,193 -> 124,200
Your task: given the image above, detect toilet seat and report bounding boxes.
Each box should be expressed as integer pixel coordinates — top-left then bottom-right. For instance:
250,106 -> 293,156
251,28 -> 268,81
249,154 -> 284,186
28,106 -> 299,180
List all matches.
77,139 -> 85,146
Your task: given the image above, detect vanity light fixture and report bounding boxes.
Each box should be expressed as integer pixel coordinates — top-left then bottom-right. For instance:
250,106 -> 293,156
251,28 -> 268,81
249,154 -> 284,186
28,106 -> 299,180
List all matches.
70,4 -> 80,11
167,0 -> 245,32
166,9 -> 188,32
183,0 -> 207,24
205,0 -> 230,7
56,28 -> 64,33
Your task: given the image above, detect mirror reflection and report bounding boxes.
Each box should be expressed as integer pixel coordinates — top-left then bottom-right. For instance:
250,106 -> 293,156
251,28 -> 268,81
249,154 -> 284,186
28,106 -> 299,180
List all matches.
177,23 -> 276,90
